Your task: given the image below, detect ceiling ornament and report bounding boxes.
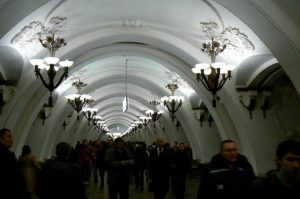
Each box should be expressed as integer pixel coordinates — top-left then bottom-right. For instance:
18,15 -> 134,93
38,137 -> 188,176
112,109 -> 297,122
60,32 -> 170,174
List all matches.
122,18 -> 143,28
11,16 -> 67,45
165,71 -> 194,93
199,22 -> 255,55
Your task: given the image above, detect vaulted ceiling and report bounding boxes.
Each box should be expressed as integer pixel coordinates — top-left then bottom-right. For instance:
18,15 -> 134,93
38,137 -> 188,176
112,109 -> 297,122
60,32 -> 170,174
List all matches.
1,0 -> 300,162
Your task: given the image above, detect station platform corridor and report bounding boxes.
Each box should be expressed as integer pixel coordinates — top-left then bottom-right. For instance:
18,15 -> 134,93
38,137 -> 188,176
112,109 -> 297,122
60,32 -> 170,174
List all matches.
85,176 -> 200,199
85,170 -> 200,199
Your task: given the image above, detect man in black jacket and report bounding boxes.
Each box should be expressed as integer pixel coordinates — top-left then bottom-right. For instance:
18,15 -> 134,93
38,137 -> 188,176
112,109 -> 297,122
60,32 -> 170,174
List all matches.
148,135 -> 172,199
36,142 -> 87,199
197,139 -> 255,199
105,137 -> 134,199
0,128 -> 24,199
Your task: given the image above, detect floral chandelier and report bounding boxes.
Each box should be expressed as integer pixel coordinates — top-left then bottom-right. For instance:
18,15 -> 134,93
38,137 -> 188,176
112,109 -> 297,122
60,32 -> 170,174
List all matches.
191,38 -> 236,107
30,34 -> 73,106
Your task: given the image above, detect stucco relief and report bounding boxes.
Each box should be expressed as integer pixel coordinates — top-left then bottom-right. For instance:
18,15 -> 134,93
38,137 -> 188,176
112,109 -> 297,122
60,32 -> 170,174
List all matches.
199,22 -> 255,55
11,16 -> 67,45
122,19 -> 142,28
166,71 -> 193,93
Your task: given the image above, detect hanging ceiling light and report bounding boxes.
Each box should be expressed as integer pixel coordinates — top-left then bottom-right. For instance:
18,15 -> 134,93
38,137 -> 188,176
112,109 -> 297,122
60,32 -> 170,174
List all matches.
191,38 -> 236,107
82,107 -> 98,125
92,115 -> 103,126
30,34 -> 73,107
139,115 -> 152,129
146,109 -> 163,128
96,121 -> 108,133
65,79 -> 94,115
161,83 -> 184,121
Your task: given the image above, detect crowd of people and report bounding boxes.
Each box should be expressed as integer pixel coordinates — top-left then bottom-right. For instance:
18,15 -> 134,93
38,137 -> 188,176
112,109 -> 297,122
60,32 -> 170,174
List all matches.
0,127 -> 299,199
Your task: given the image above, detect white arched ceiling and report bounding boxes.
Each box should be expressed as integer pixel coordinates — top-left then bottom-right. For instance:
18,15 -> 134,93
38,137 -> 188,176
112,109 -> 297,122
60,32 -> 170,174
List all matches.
0,0 -> 273,147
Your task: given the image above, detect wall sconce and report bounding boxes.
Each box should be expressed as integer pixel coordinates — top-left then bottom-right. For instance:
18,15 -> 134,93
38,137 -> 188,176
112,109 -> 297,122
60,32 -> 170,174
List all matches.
193,104 -> 214,127
62,113 -> 72,130
39,103 -> 52,125
239,90 -> 271,119
193,107 -> 206,127
260,91 -> 271,118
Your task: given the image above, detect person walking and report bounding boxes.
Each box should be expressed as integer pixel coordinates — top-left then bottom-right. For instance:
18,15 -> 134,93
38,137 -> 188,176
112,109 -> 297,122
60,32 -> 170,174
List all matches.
197,139 -> 255,199
148,135 -> 172,199
0,128 -> 24,199
248,139 -> 300,198
105,137 -> 134,199
18,145 -> 41,199
133,142 -> 149,192
172,142 -> 190,199
35,142 -> 87,199
96,141 -> 108,190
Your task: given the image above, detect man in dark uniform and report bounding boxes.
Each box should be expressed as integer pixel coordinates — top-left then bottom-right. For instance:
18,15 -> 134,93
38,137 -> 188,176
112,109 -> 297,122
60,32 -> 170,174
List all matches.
197,139 -> 255,199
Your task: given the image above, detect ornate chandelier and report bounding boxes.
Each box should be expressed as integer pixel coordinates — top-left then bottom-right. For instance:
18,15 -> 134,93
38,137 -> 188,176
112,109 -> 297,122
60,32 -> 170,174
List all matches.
30,34 -> 73,106
146,109 -> 163,128
192,38 -> 236,107
65,79 -> 93,114
139,115 -> 151,129
96,120 -> 108,133
92,115 -> 103,126
161,83 -> 184,121
82,107 -> 98,125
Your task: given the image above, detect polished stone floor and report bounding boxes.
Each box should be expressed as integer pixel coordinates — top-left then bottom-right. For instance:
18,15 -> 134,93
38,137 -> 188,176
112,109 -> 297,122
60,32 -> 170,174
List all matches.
85,176 -> 200,199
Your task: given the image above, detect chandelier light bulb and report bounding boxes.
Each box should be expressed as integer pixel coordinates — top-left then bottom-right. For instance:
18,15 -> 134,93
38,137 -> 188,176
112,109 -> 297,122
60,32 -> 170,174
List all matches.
44,57 -> 60,65
211,62 -> 226,69
29,59 -> 44,66
59,60 -> 74,67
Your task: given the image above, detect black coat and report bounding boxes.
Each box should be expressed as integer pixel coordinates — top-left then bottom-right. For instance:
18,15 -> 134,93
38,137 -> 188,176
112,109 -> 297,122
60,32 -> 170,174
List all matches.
148,146 -> 172,192
35,159 -> 86,199
197,153 -> 255,199
248,169 -> 300,198
0,144 -> 24,199
105,147 -> 133,186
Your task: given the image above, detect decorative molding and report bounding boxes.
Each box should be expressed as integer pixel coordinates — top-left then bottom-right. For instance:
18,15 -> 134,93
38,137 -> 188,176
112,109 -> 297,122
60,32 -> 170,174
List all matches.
199,21 -> 255,55
246,0 -> 300,55
165,72 -> 193,91
122,18 -> 142,28
11,16 -> 67,45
